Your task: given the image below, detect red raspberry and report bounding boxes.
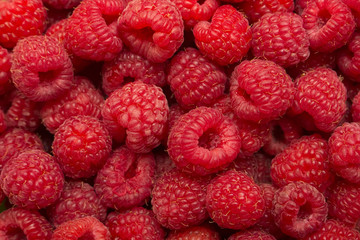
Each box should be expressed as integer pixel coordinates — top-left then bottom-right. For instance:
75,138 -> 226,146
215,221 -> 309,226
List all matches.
43,0 -> 81,9
0,0 -> 47,48
118,0 -> 184,63
230,59 -> 295,122
337,31 -> 360,81
102,49 -> 166,96
302,219 -> 360,240
0,46 -> 12,95
272,181 -> 328,239
342,0 -> 360,27
0,128 -> 43,171
0,149 -> 64,209
206,170 -> 265,230
171,0 -> 220,28
351,90 -> 360,121
167,224 -> 221,240
251,12 -> 310,67
11,35 -> 74,102
0,207 -> 52,240
52,115 -> 112,179
327,179 -> 360,228
193,5 -> 251,66
270,135 -> 334,192
94,146 -> 155,210
167,48 -> 227,109
102,81 -> 169,153
241,0 -> 294,23
167,107 -> 241,176
301,0 -> 355,52
106,207 -> 165,239
162,103 -> 187,146
65,0 -> 125,61
228,229 -> 276,240
47,181 -> 107,227
151,168 -> 210,230
52,216 -> 111,240
41,76 -> 104,134
290,67 -> 347,132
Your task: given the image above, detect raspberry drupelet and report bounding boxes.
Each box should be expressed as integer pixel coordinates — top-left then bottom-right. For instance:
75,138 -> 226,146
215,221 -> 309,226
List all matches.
167,224 -> 221,240
118,0 -> 184,63
11,35 -> 74,102
167,107 -> 241,176
193,5 -> 252,66
228,229 -> 276,240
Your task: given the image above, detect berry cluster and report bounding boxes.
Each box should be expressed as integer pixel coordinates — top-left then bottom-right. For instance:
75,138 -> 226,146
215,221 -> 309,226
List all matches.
1,0 -> 360,239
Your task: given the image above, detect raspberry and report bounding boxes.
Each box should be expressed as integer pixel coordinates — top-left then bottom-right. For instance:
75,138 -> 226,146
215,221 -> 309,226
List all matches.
337,31 -> 360,81
117,0 -> 184,63
11,35 -> 74,102
102,81 -> 169,153
0,207 -> 52,240
342,0 -> 360,27
327,179 -> 360,228
351,91 -> 360,121
167,224 -> 221,240
241,0 -> 294,23
47,181 -> 107,227
230,59 -> 295,122
40,76 -> 104,134
0,149 -> 64,209
151,168 -> 210,229
290,67 -> 347,132
193,5 -> 251,66
43,0 -> 81,9
301,0 -> 355,52
270,135 -> 334,192
167,107 -> 241,176
206,170 -> 265,230
52,115 -> 112,179
328,122 -> 360,184
0,46 -> 12,95
94,146 -> 155,210
65,0 -> 125,61
272,181 -> 328,239
0,0 -> 47,48
228,229 -> 276,240
106,207 -> 165,239
102,49 -> 166,96
167,48 -> 227,109
52,216 -> 111,240
302,219 -> 360,240
171,0 -> 220,28
162,103 -> 187,146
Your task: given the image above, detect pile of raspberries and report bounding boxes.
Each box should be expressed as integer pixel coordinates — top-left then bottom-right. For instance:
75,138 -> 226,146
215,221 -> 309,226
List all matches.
1,0 -> 360,239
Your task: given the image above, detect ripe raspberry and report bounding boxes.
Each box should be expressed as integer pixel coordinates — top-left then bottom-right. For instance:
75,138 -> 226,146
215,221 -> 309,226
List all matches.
272,181 -> 328,239
152,168 -> 210,229
95,146 -> 155,210
65,0 -> 125,61
193,5 -> 251,66
106,207 -> 165,239
41,76 -> 104,134
167,224 -> 221,240
171,0 -> 220,28
167,48 -> 227,109
301,0 -> 355,52
102,49 -> 166,96
0,0 -> 47,48
241,0 -> 294,23
337,31 -> 360,81
290,67 -> 347,132
52,216 -> 111,240
228,229 -> 276,240
302,219 -> 360,240
102,81 -> 169,153
230,59 -> 295,122
52,115 -> 112,179
118,0 -> 184,63
162,103 -> 187,146
0,46 -> 11,95
47,181 -> 107,227
351,90 -> 360,121
11,35 -> 74,102
342,0 -> 360,27
0,150 -> 64,209
328,122 -> 360,184
167,107 -> 241,176
43,0 -> 81,9
251,12 -> 310,67
0,128 -> 43,171
0,207 -> 52,240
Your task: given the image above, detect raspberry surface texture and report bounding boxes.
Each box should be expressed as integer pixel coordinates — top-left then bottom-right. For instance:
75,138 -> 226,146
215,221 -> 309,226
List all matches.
166,224 -> 221,240
351,90 -> 360,121
193,5 -> 251,66
118,0 -> 184,63
167,48 -> 227,109
52,115 -> 112,179
167,107 -> 241,175
11,35 -> 74,102
228,229 -> 276,240
0,46 -> 11,95
206,170 -> 265,230
337,31 -> 360,81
